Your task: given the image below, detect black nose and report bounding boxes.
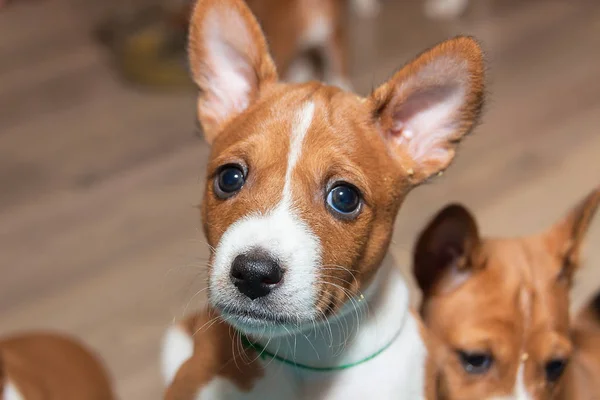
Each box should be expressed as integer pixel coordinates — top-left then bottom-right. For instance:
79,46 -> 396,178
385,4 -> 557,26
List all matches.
230,252 -> 283,300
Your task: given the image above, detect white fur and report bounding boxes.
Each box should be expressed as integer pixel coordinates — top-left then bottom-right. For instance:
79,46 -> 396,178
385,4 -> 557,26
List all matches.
285,102 -> 315,185
171,257 -> 428,399
209,102 -> 322,327
196,377 -> 242,400
489,362 -> 532,400
257,256 -> 425,372
161,325 -> 195,385
513,361 -> 532,399
2,381 -> 24,400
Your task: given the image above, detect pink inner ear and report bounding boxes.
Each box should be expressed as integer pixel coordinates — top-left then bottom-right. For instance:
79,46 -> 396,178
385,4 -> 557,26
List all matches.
391,84 -> 460,132
202,11 -> 256,121
390,82 -> 465,165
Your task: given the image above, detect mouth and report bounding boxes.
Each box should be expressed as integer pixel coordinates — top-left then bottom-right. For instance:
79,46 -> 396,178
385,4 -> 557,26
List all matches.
216,304 -> 315,332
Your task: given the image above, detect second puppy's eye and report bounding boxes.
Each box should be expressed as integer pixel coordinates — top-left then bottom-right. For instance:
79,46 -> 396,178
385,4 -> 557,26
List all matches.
326,184 -> 361,218
457,350 -> 494,375
545,359 -> 567,383
215,165 -> 245,198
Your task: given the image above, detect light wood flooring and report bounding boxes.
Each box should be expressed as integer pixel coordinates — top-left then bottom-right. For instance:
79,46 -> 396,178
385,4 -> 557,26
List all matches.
1,0 -> 599,398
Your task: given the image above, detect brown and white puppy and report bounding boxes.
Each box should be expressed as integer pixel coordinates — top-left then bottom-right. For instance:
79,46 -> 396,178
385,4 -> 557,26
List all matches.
414,187 -> 600,399
236,0 -> 352,89
161,0 -> 485,398
0,332 -> 114,400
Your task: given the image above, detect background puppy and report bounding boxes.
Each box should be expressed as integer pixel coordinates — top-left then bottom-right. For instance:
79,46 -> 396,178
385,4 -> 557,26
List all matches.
414,187 -> 600,399
245,0 -> 351,89
0,332 -> 114,400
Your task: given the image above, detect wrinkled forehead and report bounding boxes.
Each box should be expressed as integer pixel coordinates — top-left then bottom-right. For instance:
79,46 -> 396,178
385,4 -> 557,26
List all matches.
447,239 -> 570,343
208,84 -> 400,199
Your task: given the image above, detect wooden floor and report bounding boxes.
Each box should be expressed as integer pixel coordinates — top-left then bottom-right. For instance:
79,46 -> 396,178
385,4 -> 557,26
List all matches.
1,0 -> 600,398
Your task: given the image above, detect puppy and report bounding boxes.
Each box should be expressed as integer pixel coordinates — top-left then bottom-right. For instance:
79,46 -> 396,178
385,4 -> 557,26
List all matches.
161,0 -> 485,398
217,0 -> 353,89
0,332 -> 114,400
414,187 -> 600,399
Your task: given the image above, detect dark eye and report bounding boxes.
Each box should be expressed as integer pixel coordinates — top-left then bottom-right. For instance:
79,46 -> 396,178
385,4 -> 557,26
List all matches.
214,165 -> 245,198
457,350 -> 494,374
326,184 -> 361,218
545,359 -> 567,382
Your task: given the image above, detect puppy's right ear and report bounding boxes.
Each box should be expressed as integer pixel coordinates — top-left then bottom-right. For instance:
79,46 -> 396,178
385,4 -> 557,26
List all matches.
188,0 -> 278,143
413,204 -> 481,296
545,186 -> 600,283
368,37 -> 485,186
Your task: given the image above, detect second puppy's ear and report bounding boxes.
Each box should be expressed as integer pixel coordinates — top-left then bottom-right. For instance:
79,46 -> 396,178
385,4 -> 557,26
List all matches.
414,204 -> 481,296
545,186 -> 600,283
188,0 -> 278,143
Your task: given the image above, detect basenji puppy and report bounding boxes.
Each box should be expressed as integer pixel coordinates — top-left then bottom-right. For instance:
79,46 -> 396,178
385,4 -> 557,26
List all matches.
413,187 -> 600,399
0,332 -> 114,400
233,0 -> 353,89
161,0 -> 485,398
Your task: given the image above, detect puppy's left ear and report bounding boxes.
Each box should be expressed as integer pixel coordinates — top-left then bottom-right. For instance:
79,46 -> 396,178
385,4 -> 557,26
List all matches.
413,204 -> 481,296
546,186 -> 600,281
369,36 -> 485,185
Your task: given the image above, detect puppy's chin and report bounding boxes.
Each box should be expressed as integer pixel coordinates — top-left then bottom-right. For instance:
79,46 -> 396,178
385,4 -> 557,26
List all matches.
216,305 -> 319,337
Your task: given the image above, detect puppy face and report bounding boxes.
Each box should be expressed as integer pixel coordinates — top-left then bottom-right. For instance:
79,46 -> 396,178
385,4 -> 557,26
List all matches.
189,0 -> 485,334
415,190 -> 600,399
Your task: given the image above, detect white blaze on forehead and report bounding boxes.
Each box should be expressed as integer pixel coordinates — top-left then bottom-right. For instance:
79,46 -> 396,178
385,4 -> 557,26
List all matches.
3,381 -> 25,400
209,102 -> 322,323
283,101 -> 315,202
513,361 -> 533,400
513,287 -> 533,399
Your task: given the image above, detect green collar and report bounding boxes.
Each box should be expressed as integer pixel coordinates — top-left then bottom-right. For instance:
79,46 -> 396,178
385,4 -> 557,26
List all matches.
240,327 -> 403,372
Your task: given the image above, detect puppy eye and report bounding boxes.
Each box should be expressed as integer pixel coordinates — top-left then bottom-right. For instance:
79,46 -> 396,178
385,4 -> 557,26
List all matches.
457,350 -> 494,374
326,183 -> 361,218
545,359 -> 567,383
214,165 -> 245,198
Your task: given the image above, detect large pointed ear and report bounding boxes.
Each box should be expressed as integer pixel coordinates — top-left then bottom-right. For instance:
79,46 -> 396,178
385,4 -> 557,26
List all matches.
369,36 -> 485,185
545,186 -> 600,281
413,204 -> 481,296
188,0 -> 278,143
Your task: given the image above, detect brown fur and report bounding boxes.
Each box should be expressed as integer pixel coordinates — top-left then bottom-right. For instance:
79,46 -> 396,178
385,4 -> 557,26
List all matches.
558,292 -> 600,399
415,187 -> 600,399
0,333 -> 114,400
165,311 -> 263,400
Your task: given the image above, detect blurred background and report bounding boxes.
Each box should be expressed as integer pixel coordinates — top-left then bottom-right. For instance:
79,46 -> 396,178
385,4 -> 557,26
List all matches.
1,0 -> 599,398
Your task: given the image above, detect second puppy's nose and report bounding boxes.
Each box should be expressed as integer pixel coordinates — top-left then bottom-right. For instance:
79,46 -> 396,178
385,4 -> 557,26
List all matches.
230,251 -> 283,300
